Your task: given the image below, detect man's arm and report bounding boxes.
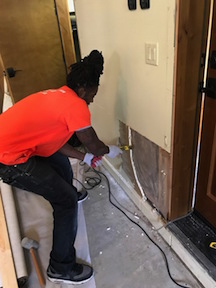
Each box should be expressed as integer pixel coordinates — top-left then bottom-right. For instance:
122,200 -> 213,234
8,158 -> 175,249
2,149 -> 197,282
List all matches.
76,126 -> 109,156
58,143 -> 102,168
58,143 -> 85,160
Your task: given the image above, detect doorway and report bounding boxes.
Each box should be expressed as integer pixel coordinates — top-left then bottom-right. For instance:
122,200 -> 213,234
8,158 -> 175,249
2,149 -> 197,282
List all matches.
169,0 -> 216,280
194,0 -> 216,230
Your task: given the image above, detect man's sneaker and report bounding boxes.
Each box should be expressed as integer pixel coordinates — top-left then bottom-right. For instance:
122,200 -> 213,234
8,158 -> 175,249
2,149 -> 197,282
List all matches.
77,190 -> 88,203
47,263 -> 93,285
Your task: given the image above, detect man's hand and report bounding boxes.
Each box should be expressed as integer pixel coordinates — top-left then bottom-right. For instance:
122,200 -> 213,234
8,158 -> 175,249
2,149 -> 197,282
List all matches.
107,145 -> 123,158
83,153 -> 102,168
91,156 -> 102,168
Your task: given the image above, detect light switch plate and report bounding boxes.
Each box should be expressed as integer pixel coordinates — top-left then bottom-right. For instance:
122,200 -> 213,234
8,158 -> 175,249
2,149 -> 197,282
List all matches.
145,43 -> 158,66
128,0 -> 136,10
140,0 -> 150,9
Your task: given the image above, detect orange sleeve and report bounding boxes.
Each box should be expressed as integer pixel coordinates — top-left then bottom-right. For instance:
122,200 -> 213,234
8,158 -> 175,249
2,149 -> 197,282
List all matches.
65,98 -> 91,132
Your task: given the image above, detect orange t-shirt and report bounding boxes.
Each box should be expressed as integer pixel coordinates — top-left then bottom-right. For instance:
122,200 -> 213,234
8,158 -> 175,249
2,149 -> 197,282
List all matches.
0,86 -> 91,165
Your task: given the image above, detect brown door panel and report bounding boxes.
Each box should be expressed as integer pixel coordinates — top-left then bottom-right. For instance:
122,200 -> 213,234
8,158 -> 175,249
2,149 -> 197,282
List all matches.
195,0 -> 216,229
195,97 -> 216,227
0,0 -> 66,103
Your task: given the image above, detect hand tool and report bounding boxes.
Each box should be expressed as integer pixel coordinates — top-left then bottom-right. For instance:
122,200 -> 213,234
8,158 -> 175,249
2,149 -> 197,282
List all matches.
21,237 -> 45,288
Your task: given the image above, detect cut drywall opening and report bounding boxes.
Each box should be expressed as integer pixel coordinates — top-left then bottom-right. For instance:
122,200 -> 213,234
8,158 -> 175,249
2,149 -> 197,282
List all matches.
105,120 -> 170,219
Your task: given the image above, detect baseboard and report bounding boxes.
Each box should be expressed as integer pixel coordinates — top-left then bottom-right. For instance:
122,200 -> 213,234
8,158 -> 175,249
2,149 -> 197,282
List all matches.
102,157 -> 216,288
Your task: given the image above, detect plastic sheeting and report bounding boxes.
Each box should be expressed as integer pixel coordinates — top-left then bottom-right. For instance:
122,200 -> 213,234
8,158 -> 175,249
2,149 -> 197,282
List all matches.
0,181 -> 28,287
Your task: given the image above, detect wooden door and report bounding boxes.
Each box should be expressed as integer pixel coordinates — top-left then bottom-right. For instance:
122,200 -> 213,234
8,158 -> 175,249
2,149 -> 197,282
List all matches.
0,0 -> 69,103
170,0 -> 210,220
195,0 -> 216,228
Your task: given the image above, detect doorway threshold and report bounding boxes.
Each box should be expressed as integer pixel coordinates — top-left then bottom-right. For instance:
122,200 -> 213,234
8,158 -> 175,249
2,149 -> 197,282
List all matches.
167,212 -> 216,282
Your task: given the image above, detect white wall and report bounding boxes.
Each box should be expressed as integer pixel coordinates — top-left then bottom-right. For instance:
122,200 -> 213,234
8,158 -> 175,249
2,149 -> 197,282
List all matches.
74,0 -> 175,152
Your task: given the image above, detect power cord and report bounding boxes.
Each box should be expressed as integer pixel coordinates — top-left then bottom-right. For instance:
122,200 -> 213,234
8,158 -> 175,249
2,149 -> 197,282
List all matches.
74,166 -> 191,288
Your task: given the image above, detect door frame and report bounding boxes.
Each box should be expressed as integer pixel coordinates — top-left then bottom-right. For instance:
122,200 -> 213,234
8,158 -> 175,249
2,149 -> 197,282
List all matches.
55,0 -> 76,73
0,54 -> 4,113
170,0 -> 211,219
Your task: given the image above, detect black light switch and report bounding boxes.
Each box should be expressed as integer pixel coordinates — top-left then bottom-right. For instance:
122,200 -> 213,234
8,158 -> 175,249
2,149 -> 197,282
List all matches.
128,0 -> 136,10
140,0 -> 150,9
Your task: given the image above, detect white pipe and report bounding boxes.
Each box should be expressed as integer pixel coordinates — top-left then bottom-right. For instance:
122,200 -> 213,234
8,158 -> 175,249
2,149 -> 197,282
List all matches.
128,127 -> 147,200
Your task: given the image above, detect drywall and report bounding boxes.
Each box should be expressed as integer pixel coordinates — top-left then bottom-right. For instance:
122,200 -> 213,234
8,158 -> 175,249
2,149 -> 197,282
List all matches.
74,0 -> 175,152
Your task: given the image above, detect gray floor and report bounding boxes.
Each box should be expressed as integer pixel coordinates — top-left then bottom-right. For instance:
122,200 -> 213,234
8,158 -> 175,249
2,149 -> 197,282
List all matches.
10,166 -> 204,288
82,167 -> 204,288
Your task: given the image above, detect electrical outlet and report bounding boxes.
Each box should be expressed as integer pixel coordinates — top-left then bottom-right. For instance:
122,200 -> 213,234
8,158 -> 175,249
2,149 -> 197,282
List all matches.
145,43 -> 158,66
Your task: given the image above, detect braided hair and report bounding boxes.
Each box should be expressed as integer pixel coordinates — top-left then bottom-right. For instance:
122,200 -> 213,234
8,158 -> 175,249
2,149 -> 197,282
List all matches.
67,50 -> 104,92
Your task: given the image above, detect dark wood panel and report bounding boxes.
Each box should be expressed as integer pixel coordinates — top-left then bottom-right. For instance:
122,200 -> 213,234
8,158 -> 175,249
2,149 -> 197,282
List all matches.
195,0 -> 216,228
195,98 -> 216,226
170,0 -> 210,219
119,121 -> 171,219
131,129 -> 159,205
159,148 -> 171,219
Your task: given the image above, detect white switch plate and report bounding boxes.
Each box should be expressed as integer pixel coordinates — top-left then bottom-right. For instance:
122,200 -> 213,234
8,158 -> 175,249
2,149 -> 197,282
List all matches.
145,43 -> 158,66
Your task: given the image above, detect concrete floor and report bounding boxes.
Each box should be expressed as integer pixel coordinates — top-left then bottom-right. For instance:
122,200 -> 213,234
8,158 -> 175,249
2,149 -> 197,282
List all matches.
7,166 -> 204,288
82,168 -> 203,288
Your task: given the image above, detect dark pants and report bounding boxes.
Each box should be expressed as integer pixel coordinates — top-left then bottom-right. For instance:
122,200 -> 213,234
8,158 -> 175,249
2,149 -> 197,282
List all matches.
0,152 -> 78,273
